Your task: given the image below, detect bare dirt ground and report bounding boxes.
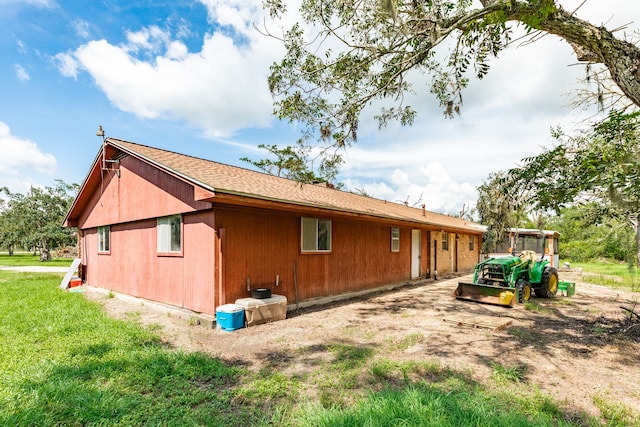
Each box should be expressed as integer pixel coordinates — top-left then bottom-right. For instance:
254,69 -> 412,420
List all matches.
83,271 -> 640,420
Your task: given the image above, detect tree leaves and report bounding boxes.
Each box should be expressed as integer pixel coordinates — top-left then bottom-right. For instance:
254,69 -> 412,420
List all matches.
476,172 -> 528,253
240,143 -> 343,186
507,111 -> 640,265
265,0 -> 640,164
0,180 -> 78,258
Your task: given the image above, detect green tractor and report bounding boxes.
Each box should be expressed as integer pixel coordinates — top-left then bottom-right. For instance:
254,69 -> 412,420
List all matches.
454,250 -> 559,307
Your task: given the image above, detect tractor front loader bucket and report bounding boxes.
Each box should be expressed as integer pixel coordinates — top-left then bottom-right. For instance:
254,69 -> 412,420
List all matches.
454,282 -> 516,307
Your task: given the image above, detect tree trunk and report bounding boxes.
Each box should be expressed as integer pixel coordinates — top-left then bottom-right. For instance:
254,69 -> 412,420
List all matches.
40,250 -> 51,262
485,1 -> 640,107
40,245 -> 51,262
540,7 -> 640,107
634,217 -> 640,268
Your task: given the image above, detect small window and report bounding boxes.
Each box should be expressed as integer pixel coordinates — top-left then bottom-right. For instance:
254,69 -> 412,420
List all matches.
469,235 -> 474,251
442,232 -> 449,251
98,226 -> 110,252
391,227 -> 400,252
157,215 -> 182,253
301,217 -> 332,252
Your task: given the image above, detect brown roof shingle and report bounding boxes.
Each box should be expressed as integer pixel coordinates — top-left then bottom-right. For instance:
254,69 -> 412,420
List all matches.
109,138 -> 484,234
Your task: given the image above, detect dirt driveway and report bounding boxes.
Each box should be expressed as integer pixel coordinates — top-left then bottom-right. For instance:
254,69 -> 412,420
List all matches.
84,272 -> 640,419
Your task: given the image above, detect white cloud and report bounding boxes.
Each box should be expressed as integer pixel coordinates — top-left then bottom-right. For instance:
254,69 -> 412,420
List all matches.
16,39 -> 27,54
125,26 -> 170,54
166,41 -> 188,60
342,153 -> 480,215
198,0 -> 262,30
14,64 -> 29,81
54,51 -> 79,78
175,19 -> 193,39
56,1 -> 285,138
72,19 -> 90,39
0,122 -> 57,181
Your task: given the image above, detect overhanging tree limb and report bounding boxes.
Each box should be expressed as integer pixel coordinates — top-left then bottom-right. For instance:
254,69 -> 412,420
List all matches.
266,0 -> 640,148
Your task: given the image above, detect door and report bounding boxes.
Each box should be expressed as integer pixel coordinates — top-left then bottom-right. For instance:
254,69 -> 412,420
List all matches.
411,229 -> 421,279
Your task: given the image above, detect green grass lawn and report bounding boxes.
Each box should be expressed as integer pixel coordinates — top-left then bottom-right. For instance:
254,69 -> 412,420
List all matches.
0,271 -> 264,426
2,270 -> 629,426
571,260 -> 639,291
0,253 -> 73,267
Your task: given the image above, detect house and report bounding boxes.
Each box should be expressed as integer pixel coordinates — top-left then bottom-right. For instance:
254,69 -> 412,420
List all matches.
64,138 -> 485,316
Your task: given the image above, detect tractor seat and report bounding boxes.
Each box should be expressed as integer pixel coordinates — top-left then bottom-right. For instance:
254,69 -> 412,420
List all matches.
519,250 -> 539,265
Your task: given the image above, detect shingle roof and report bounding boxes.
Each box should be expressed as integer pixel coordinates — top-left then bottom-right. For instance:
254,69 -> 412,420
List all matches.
107,138 -> 484,234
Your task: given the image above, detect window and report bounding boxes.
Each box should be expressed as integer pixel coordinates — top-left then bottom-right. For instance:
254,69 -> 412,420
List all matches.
157,215 -> 182,253
518,235 -> 542,253
98,226 -> 110,252
469,235 -> 474,251
442,232 -> 449,251
301,217 -> 332,252
391,227 -> 400,252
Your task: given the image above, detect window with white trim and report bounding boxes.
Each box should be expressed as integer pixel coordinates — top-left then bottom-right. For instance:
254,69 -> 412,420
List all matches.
391,227 -> 400,252
98,226 -> 110,252
157,215 -> 182,253
469,235 -> 475,251
301,217 -> 332,252
442,232 -> 449,251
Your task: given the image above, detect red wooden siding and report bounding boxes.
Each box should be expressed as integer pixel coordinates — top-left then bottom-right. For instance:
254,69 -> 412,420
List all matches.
182,211 -> 216,313
215,206 -> 298,304
83,211 -> 217,315
82,198 -> 479,312
78,156 -> 211,229
214,205 -> 413,304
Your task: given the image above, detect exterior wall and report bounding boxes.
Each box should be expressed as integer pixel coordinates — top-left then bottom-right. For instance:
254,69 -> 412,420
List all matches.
457,233 -> 480,271
433,231 -> 453,275
214,205 -> 412,305
75,152 -> 481,313
430,231 -> 479,277
79,157 -> 217,315
83,211 -> 216,314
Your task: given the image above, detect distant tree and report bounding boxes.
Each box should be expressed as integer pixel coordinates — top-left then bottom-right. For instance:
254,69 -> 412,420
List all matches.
0,180 -> 78,260
0,191 -> 21,255
508,111 -> 640,266
351,187 -> 370,197
475,172 -> 528,254
546,205 -> 635,263
241,143 -> 343,186
265,0 -> 640,157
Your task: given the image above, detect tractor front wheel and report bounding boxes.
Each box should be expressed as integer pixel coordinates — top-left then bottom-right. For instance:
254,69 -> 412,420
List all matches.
535,267 -> 559,298
516,281 -> 532,303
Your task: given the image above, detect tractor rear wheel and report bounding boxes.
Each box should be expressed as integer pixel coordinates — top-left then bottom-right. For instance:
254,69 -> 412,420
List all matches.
535,267 -> 559,298
516,281 -> 531,303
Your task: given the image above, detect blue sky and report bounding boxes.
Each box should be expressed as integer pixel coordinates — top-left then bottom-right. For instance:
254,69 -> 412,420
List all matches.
0,0 -> 636,215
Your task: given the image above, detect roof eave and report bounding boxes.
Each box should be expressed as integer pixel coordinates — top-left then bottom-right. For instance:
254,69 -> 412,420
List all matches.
208,189 -> 485,234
